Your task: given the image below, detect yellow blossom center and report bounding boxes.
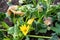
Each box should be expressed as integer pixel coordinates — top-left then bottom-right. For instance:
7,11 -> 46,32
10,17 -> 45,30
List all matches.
20,25 -> 29,36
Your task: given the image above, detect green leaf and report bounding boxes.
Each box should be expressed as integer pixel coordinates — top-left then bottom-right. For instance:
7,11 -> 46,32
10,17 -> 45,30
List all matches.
32,21 -> 47,34
49,33 -> 59,40
8,27 -> 14,34
19,32 -> 23,38
0,12 -> 6,21
2,22 -> 9,29
57,12 -> 60,21
32,0 -> 37,7
3,38 -> 10,40
36,23 -> 47,34
39,29 -> 47,33
51,23 -> 60,34
25,36 -> 30,40
7,2 -> 12,6
0,31 -> 4,40
13,23 -> 20,40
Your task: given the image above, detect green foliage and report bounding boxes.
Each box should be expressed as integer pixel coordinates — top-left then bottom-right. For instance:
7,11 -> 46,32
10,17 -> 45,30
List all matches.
49,33 -> 59,40
0,0 -> 60,40
57,12 -> 60,21
51,23 -> 60,35
25,36 -> 30,40
0,31 -> 4,40
8,27 -> 14,34
2,22 -> 9,29
0,12 -> 6,21
3,38 -> 10,40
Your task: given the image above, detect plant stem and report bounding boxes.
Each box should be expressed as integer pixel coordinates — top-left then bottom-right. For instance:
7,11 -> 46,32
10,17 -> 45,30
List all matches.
32,0 -> 36,7
20,36 -> 25,40
27,35 -> 52,39
38,14 -> 44,22
0,29 -> 7,31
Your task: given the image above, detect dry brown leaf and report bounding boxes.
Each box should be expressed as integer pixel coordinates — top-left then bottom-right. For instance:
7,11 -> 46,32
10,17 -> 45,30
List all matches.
44,17 -> 52,26
7,5 -> 24,16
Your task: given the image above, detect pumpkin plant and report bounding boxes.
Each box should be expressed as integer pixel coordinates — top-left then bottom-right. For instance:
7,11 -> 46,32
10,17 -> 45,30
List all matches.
0,0 -> 60,40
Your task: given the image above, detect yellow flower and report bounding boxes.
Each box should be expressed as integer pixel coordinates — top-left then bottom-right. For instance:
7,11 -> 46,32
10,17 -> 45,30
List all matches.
20,24 -> 30,36
27,18 -> 35,25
